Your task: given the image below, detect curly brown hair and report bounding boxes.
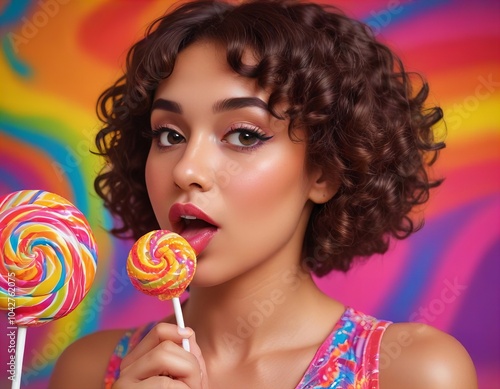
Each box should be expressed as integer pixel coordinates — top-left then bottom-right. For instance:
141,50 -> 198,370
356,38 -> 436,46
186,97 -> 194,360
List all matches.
95,0 -> 444,276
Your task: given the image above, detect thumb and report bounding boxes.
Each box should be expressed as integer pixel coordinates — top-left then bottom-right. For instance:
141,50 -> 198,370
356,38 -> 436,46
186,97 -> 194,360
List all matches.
188,331 -> 209,388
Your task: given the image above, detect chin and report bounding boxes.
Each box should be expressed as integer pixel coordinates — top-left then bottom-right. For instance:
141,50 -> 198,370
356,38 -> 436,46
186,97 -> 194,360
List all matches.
189,262 -> 237,289
189,276 -> 227,289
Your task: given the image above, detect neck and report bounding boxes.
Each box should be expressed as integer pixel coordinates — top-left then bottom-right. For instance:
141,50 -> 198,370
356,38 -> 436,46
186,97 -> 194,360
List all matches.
183,262 -> 341,362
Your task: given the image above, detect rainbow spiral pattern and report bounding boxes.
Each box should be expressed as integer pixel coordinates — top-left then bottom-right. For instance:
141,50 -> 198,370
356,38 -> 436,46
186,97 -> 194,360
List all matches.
0,190 -> 97,327
127,230 -> 196,300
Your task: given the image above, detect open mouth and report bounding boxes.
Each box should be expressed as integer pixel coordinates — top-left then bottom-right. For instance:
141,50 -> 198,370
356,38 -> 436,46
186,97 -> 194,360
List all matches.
179,217 -> 218,255
169,204 -> 219,255
180,216 -> 217,236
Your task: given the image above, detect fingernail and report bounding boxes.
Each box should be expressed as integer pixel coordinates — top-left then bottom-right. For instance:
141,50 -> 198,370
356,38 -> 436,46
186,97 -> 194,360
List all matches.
178,327 -> 193,337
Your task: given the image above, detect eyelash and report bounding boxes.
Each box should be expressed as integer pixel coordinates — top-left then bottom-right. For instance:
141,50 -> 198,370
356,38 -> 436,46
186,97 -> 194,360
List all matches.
142,127 -> 164,140
224,124 -> 273,151
145,125 -> 273,151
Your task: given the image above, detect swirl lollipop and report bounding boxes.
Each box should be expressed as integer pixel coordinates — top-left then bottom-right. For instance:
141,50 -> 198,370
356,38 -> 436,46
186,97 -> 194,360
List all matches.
0,189 -> 97,389
127,230 -> 196,350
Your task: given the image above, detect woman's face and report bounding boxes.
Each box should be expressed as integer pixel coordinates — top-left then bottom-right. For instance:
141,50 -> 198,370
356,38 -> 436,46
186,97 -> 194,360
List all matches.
145,42 -> 322,287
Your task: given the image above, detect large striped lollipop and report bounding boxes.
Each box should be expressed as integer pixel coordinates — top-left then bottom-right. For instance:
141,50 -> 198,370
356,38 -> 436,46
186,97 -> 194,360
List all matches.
127,230 -> 196,350
0,190 -> 97,389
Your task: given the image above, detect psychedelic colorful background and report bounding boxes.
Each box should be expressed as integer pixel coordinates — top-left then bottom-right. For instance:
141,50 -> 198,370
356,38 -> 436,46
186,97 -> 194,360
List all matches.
0,0 -> 499,388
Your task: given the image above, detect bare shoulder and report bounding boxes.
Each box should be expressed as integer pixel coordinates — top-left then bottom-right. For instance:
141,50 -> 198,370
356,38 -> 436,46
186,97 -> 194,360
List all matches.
48,329 -> 127,389
379,322 -> 477,389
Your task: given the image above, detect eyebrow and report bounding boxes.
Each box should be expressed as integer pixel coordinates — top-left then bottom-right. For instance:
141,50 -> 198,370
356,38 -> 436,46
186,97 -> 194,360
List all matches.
151,97 -> 269,114
213,97 -> 269,113
151,99 -> 182,114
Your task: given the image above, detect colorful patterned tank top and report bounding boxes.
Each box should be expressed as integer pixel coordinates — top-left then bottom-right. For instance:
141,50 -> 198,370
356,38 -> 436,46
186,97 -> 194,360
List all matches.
104,307 -> 391,389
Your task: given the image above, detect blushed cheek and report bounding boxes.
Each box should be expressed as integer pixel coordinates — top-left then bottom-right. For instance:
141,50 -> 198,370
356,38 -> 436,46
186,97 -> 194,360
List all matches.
227,156 -> 308,215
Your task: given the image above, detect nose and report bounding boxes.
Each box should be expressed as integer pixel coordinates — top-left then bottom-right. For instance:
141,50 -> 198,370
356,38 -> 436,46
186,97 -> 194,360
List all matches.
172,135 -> 214,192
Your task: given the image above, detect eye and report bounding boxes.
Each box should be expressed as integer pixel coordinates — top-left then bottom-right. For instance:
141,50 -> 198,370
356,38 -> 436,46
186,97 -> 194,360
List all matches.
224,126 -> 273,149
152,127 -> 185,147
160,130 -> 184,146
225,131 -> 260,147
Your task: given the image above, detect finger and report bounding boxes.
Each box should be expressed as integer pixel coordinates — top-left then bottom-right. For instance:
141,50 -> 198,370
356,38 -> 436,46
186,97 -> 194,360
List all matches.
121,340 -> 202,387
122,339 -> 187,380
121,323 -> 193,370
115,374 -> 190,389
141,375 -> 190,389
178,326 -> 194,351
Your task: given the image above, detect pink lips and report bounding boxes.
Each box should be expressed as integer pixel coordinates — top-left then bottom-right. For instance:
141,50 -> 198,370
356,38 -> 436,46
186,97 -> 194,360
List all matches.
168,203 -> 218,255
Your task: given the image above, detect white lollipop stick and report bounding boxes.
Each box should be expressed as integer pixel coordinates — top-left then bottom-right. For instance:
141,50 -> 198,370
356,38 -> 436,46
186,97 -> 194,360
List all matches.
12,326 -> 27,389
172,297 -> 190,352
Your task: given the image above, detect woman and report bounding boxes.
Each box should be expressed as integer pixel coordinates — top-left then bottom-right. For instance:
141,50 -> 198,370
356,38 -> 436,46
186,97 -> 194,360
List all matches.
49,1 -> 477,388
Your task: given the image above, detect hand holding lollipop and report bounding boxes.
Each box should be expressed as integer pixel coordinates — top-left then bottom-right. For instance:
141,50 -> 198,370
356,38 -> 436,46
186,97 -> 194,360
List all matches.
0,190 -> 97,389
127,230 -> 196,351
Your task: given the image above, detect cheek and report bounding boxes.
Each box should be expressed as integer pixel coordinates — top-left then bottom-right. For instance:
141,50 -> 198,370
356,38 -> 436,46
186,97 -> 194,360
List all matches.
225,149 -> 308,212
